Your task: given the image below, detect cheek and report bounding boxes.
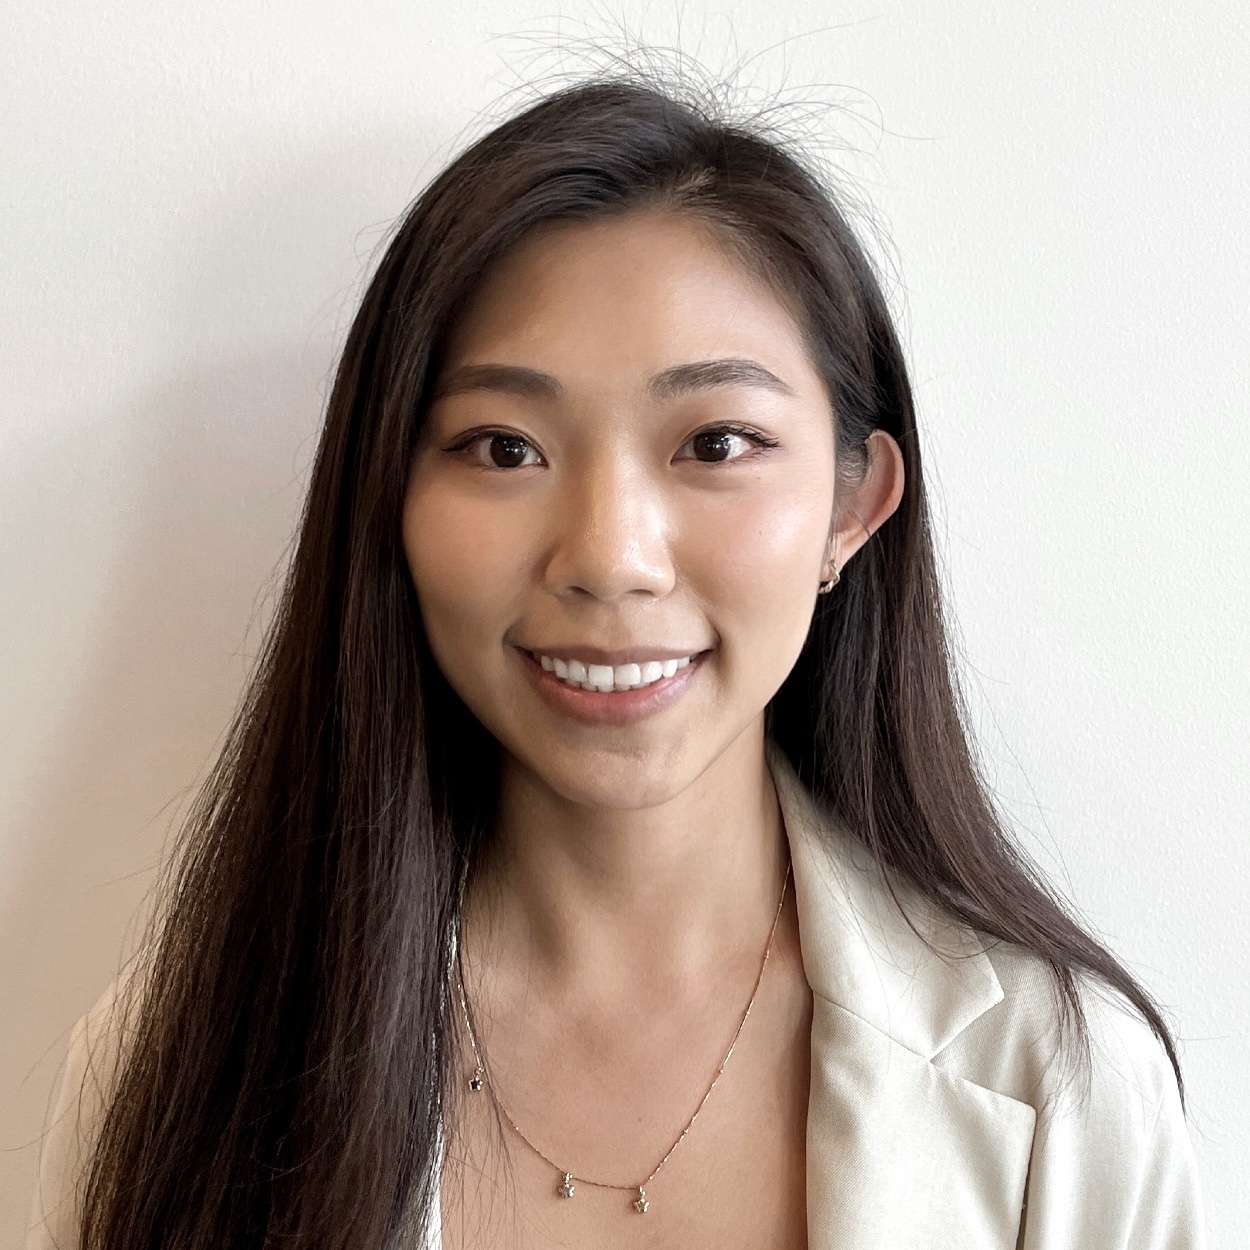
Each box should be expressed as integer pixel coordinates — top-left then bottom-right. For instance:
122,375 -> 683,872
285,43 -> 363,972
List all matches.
686,473 -> 830,676
401,483 -> 524,659
695,457 -> 830,587
704,490 -> 826,587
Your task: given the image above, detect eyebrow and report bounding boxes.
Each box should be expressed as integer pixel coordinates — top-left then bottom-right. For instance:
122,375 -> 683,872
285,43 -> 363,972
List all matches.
432,363 -> 561,401
431,357 -> 796,402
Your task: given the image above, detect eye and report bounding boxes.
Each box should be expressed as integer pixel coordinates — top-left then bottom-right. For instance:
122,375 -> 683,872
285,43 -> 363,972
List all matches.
675,424 -> 780,464
445,430 -> 544,470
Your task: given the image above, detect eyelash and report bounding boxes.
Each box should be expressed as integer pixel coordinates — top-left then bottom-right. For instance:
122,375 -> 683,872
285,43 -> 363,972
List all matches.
445,423 -> 781,468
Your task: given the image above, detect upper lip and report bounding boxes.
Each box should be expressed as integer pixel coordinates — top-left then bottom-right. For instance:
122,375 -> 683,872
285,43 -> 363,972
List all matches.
519,644 -> 708,666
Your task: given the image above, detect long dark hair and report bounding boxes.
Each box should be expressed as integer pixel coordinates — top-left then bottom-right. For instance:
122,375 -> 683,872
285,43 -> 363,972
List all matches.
81,74 -> 1181,1250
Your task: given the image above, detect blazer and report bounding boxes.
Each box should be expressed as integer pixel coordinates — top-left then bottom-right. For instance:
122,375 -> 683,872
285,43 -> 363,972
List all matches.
27,741 -> 1206,1249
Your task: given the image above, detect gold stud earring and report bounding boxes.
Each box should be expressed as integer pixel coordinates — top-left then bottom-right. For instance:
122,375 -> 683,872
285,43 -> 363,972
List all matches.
817,566 -> 841,594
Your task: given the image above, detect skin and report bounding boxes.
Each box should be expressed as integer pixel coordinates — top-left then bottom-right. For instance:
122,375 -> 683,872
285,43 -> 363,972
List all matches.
402,209 -> 904,1249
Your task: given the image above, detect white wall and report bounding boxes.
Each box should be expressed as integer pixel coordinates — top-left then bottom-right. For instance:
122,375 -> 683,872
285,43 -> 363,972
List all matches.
3,2 -> 1245,1243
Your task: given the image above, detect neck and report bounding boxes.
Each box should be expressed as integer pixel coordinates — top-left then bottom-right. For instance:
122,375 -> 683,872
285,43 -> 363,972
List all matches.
466,726 -> 790,994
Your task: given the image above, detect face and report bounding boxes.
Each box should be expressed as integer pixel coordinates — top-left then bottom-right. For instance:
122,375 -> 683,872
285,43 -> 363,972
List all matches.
402,211 -> 879,810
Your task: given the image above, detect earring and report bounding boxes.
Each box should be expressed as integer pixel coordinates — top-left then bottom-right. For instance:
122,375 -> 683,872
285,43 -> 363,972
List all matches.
817,566 -> 840,594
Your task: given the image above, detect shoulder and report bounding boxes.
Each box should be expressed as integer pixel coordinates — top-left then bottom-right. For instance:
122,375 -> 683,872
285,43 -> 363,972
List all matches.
936,940 -> 1206,1247
24,971 -> 138,1250
935,938 -> 1178,1114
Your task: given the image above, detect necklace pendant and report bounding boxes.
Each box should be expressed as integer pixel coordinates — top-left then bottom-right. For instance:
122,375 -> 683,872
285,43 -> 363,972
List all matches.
557,1172 -> 576,1199
633,1186 -> 650,1214
468,1068 -> 484,1092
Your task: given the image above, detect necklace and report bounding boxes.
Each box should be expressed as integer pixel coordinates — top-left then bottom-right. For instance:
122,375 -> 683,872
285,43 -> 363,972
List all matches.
455,862 -> 791,1215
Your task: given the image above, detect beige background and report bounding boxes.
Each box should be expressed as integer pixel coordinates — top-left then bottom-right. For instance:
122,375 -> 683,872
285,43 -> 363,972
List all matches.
3,2 -> 1246,1245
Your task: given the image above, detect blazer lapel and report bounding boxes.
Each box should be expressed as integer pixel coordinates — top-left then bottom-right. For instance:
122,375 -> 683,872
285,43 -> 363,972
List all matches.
767,743 -> 1036,1249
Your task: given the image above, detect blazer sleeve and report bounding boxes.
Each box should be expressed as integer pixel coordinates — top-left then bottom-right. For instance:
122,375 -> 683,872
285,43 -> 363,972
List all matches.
1019,984 -> 1205,1250
25,980 -> 126,1250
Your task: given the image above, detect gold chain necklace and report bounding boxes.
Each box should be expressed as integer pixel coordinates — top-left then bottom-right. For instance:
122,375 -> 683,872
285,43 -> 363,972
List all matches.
455,862 -> 791,1215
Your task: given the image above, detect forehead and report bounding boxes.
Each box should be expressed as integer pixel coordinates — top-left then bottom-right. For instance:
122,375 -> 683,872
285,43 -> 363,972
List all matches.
439,210 -> 816,383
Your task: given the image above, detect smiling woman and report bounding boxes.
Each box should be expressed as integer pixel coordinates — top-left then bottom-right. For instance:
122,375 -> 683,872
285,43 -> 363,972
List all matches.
404,212 -> 900,768
27,75 -> 1203,1250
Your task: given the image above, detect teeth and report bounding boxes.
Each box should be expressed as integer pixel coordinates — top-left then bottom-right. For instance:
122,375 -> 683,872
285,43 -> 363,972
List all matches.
535,651 -> 698,691
586,663 -> 614,690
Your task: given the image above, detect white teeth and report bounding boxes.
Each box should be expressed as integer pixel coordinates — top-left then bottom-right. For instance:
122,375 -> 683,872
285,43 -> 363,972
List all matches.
617,663 -> 642,690
535,651 -> 699,691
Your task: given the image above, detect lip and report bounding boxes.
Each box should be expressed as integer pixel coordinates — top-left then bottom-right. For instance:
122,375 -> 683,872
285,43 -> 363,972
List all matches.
514,645 -> 708,727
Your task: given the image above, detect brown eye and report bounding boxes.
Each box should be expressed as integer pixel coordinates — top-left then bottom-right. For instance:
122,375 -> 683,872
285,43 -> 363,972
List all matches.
678,425 -> 778,464
487,434 -> 534,468
446,430 -> 543,469
691,431 -> 735,462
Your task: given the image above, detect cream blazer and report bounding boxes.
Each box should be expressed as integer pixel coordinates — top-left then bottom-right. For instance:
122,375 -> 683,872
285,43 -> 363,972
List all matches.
27,743 -> 1205,1248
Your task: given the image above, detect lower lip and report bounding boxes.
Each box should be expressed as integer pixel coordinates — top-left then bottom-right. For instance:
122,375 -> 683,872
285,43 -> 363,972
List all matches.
515,647 -> 707,727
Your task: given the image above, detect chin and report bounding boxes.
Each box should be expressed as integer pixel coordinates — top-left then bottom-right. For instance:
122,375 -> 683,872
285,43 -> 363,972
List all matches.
512,739 -> 701,810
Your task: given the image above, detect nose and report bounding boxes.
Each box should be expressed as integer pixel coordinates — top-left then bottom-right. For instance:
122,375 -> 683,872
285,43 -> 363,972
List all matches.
542,451 -> 676,602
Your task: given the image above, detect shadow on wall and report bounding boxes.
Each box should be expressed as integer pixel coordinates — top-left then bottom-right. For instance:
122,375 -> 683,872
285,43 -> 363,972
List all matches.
1,123 -> 442,1242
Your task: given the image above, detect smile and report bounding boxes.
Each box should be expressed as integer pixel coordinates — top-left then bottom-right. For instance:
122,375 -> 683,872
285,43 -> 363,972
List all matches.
515,647 -> 708,727
535,652 -> 694,692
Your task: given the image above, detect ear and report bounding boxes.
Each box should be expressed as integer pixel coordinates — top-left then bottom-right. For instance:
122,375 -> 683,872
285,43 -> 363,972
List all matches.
823,430 -> 906,576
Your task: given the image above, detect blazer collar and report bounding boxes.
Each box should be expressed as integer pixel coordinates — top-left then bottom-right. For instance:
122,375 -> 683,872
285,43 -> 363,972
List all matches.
768,742 -> 1036,1248
767,739 -> 1003,1059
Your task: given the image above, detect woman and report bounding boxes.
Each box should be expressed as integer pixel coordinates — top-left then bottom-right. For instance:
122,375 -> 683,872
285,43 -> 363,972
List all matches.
28,76 -> 1203,1249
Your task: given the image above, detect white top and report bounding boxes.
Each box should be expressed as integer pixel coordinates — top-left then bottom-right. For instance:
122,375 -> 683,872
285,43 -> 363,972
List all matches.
25,743 -> 1205,1248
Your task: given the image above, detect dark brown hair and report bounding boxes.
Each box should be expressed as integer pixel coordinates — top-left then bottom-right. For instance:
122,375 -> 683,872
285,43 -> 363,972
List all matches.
80,75 -> 1181,1250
